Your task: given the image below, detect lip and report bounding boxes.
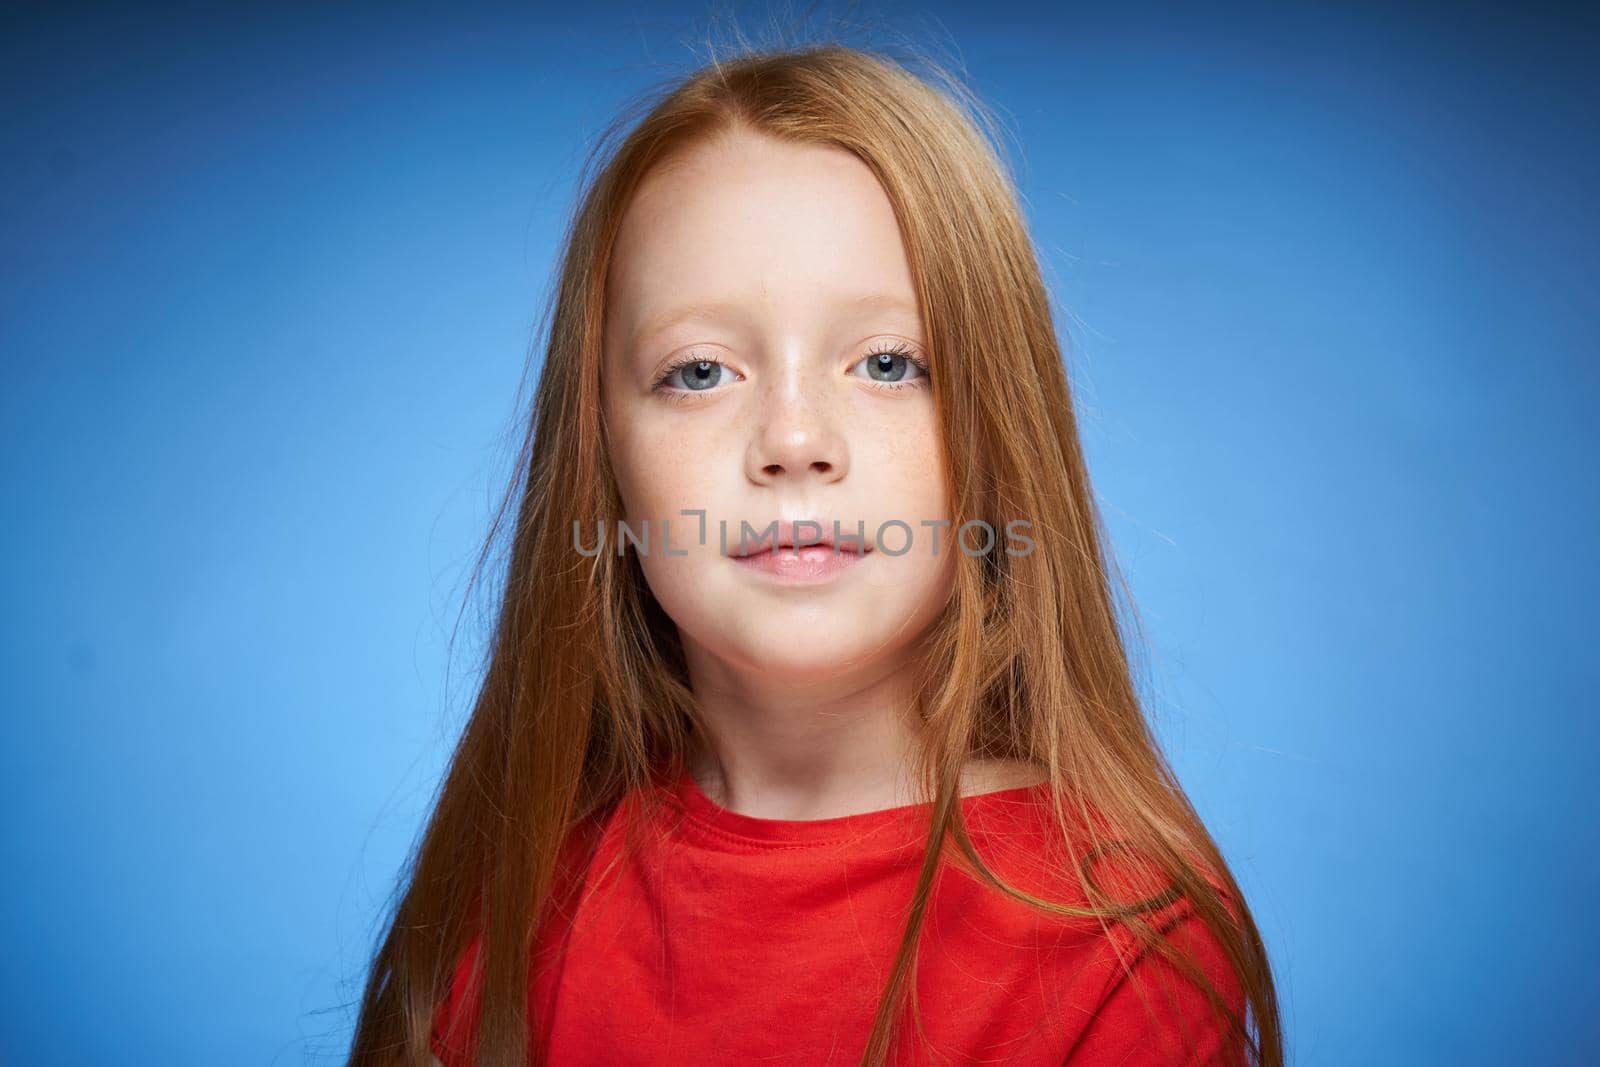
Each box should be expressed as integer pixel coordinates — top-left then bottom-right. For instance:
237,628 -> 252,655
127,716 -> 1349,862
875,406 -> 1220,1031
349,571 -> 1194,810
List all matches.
728,518 -> 873,585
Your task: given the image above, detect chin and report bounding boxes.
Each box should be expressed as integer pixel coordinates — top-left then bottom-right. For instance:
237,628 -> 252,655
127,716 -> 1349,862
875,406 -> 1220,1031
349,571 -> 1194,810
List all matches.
654,571 -> 943,684
683,609 -> 889,680
728,639 -> 887,684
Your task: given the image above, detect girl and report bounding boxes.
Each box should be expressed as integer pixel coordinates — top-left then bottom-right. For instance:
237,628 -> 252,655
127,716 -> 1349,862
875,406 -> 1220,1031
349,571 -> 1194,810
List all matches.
349,41 -> 1283,1067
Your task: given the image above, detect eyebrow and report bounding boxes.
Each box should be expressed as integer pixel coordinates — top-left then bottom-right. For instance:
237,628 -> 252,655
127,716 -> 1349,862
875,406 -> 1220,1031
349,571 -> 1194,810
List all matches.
629,291 -> 921,350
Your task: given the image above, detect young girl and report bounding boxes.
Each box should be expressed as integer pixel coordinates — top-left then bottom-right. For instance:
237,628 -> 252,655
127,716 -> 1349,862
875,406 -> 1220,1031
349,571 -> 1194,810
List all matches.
349,41 -> 1283,1067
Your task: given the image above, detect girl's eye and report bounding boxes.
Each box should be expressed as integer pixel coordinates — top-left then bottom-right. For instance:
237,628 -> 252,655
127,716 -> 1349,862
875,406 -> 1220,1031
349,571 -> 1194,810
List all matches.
653,357 -> 736,394
852,341 -> 930,389
651,342 -> 930,398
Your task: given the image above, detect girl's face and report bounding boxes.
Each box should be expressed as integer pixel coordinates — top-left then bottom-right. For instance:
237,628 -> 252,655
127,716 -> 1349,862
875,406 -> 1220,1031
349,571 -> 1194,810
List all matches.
601,128 -> 953,686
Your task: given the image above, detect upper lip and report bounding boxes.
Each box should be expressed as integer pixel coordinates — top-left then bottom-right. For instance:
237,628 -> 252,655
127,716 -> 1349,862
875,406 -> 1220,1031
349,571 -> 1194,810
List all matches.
732,518 -> 873,557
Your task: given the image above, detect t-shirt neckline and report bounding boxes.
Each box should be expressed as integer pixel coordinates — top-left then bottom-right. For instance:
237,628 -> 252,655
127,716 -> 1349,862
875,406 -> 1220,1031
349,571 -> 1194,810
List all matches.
667,760 -> 1054,848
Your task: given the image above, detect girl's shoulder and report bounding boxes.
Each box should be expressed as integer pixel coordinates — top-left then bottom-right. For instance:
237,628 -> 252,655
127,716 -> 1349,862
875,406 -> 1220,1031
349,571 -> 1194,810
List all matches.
943,768 -> 1251,1062
956,767 -> 1238,941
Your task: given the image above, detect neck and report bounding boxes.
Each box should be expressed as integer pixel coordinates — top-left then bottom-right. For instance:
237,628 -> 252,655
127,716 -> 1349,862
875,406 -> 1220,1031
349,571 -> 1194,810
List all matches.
676,638 -> 1048,819
678,638 -> 927,820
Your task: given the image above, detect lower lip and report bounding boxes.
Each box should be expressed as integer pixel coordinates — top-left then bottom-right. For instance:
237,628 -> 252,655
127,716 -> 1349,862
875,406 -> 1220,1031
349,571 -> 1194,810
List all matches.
730,544 -> 871,584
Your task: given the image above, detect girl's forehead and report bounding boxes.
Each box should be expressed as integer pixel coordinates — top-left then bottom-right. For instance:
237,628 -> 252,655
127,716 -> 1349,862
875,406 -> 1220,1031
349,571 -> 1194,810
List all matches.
618,291 -> 923,355
614,136 -> 904,271
606,147 -> 921,352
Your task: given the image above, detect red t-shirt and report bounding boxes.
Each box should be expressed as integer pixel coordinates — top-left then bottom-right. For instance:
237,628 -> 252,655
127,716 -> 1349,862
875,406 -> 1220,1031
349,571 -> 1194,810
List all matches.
431,765 -> 1246,1065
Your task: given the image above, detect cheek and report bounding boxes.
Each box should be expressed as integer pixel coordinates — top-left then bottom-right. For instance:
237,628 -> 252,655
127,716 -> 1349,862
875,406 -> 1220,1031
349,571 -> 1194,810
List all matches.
853,404 -> 953,629
604,400 -> 741,599
610,425 -> 737,534
865,403 -> 950,544
605,384 -> 716,524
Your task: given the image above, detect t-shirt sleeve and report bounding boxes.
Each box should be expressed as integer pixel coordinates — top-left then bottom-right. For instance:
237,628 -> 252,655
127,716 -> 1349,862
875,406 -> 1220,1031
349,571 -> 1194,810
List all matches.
1062,906 -> 1248,1066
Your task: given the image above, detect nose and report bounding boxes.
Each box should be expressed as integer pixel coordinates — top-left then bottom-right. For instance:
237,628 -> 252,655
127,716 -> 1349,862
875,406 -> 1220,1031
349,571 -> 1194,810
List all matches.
744,379 -> 849,486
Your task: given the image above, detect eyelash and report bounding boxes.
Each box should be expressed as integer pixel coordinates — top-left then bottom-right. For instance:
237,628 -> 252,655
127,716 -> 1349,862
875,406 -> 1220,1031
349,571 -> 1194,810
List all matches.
651,341 -> 931,400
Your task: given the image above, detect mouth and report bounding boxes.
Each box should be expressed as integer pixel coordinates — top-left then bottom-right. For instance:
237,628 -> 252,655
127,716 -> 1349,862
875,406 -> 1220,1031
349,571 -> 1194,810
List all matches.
729,518 -> 875,558
728,518 -> 873,584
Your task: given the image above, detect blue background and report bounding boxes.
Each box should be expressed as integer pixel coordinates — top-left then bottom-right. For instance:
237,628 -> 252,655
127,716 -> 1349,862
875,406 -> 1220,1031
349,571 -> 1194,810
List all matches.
3,3 -> 1595,1064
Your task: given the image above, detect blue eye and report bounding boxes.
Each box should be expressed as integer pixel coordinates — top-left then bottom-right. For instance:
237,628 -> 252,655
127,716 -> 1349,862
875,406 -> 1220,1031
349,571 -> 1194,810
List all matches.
655,358 -> 727,392
650,341 -> 931,399
853,341 -> 930,387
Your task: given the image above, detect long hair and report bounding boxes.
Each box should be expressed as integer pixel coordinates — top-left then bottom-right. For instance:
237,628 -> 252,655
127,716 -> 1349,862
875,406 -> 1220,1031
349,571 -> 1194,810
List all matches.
348,37 -> 1283,1067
